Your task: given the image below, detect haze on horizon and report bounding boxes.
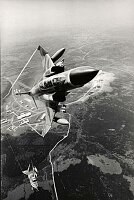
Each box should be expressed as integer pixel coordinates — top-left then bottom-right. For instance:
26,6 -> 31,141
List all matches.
1,0 -> 134,47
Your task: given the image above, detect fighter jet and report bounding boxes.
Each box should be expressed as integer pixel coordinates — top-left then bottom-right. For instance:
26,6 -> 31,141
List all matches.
22,163 -> 39,191
16,45 -> 99,136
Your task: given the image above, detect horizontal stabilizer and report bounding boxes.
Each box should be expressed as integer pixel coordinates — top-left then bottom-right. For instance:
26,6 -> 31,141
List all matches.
22,164 -> 31,175
22,170 -> 29,175
22,164 -> 37,175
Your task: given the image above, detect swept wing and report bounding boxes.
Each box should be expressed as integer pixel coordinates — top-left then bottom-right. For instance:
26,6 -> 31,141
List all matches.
37,45 -> 54,73
39,99 -> 55,137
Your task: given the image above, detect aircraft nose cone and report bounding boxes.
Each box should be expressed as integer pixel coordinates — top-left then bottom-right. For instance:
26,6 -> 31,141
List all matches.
70,67 -> 99,86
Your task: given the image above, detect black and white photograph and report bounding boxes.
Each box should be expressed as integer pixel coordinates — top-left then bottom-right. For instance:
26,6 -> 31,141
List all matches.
1,0 -> 134,200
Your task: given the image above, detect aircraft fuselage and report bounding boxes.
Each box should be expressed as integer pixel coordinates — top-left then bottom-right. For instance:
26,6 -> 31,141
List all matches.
30,66 -> 99,97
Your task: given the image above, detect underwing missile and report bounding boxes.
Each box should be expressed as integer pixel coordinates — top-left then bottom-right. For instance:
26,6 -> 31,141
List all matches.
53,117 -> 69,125
51,48 -> 65,63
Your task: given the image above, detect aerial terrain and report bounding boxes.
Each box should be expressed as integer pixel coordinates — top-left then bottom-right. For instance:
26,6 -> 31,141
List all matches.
1,0 -> 134,200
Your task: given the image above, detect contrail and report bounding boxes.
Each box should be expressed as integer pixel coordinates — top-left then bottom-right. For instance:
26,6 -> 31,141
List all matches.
49,113 -> 71,200
3,48 -> 37,100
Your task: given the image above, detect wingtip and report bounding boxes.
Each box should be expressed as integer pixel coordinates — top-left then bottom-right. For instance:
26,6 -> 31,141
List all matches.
37,45 -> 48,56
37,45 -> 41,50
